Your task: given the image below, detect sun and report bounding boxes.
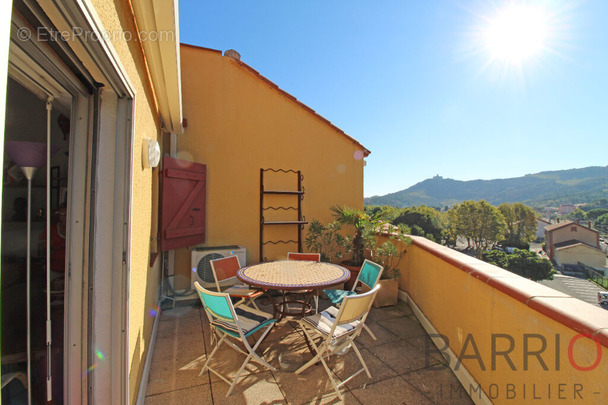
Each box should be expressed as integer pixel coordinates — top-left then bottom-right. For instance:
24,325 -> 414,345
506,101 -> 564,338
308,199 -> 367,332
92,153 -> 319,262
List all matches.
485,5 -> 547,63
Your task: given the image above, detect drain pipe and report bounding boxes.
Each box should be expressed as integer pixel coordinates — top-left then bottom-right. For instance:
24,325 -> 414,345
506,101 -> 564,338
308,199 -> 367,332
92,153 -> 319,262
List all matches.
170,132 -> 177,158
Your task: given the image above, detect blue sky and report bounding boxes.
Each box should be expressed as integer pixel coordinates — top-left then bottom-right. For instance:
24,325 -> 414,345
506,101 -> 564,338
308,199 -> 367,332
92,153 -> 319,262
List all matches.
179,1 -> 608,198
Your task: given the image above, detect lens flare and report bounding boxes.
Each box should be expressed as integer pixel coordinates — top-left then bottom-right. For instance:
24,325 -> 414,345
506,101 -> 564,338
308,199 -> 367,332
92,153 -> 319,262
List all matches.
95,349 -> 105,360
149,304 -> 161,317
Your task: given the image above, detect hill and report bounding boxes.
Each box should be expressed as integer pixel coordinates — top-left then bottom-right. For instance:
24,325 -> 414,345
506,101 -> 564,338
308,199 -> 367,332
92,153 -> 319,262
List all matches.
364,166 -> 608,208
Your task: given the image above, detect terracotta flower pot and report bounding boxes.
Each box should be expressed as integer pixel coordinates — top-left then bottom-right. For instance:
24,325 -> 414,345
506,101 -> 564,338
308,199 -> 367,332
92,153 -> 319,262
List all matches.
373,278 -> 399,307
360,278 -> 400,307
340,263 -> 360,290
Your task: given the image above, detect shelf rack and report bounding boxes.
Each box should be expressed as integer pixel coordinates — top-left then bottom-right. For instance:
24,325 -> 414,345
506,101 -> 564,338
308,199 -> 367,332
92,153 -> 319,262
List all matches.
259,168 -> 307,262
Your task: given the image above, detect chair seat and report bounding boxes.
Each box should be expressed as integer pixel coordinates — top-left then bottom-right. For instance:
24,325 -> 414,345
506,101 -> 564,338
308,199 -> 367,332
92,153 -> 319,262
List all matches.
212,306 -> 275,337
223,286 -> 264,299
323,289 -> 356,304
301,306 -> 360,339
295,285 -> 380,399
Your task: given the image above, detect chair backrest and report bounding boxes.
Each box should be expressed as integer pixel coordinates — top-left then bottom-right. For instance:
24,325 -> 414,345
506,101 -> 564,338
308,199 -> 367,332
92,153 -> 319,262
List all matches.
194,281 -> 235,323
287,252 -> 321,262
352,259 -> 384,291
332,284 -> 380,329
210,255 -> 241,290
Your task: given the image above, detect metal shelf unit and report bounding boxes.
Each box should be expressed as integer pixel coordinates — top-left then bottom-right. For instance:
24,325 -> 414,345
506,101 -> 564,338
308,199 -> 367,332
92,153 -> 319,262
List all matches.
259,168 -> 307,262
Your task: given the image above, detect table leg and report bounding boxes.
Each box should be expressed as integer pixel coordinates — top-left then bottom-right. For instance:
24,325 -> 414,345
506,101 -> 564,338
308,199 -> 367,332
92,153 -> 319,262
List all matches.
262,289 -> 282,320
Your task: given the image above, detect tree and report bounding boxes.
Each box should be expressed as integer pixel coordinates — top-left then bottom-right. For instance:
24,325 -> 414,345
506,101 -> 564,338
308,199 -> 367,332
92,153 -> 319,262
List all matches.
365,205 -> 401,223
587,209 -> 608,220
498,202 -> 537,248
443,208 -> 459,247
448,200 -> 477,249
449,200 -> 506,257
507,249 -> 554,281
482,249 -> 509,268
482,249 -> 553,281
392,205 -> 444,242
596,213 -> 608,234
567,208 -> 586,221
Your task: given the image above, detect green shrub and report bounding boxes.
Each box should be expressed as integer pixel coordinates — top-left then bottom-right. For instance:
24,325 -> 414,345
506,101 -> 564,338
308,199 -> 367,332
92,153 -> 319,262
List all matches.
482,248 -> 553,281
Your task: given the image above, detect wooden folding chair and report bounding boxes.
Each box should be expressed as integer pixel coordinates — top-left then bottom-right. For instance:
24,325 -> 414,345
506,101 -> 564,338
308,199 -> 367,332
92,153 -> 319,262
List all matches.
210,255 -> 263,309
295,285 -> 380,399
323,259 -> 384,340
194,282 -> 277,396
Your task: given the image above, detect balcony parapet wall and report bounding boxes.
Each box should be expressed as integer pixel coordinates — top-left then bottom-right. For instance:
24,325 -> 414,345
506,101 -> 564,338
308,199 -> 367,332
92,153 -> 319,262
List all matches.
389,234 -> 608,404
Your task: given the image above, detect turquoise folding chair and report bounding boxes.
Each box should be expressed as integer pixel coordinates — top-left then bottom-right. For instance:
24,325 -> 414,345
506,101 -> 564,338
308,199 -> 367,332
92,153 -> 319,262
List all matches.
295,285 -> 380,399
194,282 -> 277,396
323,259 -> 384,339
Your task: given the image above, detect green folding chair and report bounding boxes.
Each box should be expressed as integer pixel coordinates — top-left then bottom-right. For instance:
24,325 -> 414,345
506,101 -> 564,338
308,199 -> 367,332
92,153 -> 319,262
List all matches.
295,285 -> 380,399
194,282 -> 277,396
323,259 -> 384,339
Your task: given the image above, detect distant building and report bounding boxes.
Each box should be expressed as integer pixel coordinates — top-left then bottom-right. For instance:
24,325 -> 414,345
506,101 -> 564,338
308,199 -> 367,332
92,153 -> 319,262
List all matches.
559,204 -> 576,215
545,221 -> 607,269
536,218 -> 551,240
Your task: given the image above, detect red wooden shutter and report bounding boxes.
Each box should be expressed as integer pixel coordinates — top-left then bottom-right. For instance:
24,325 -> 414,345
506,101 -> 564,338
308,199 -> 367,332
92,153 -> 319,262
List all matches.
160,156 -> 206,251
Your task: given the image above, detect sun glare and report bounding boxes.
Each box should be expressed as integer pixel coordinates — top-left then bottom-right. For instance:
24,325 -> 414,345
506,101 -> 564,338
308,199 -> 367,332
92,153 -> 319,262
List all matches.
485,5 -> 547,63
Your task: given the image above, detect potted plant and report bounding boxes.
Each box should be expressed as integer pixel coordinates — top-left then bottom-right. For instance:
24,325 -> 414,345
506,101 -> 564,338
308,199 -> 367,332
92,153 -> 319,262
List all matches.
304,219 -> 348,263
330,206 -> 384,288
305,219 -> 350,295
367,224 -> 412,307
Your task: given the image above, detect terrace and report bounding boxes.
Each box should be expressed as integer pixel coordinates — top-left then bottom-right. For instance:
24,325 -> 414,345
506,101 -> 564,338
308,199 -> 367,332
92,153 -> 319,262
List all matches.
142,297 -> 471,404
141,236 -> 608,404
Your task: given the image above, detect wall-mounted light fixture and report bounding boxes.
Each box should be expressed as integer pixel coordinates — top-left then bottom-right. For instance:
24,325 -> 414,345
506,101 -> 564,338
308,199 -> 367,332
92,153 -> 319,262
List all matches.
142,138 -> 161,168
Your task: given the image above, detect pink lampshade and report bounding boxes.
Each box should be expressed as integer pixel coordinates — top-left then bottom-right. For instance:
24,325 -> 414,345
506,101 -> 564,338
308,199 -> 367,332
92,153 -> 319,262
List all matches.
5,141 -> 60,168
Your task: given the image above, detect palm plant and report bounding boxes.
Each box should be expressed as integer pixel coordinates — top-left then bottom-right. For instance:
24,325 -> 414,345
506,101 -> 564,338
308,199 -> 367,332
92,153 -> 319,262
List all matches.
330,205 -> 384,266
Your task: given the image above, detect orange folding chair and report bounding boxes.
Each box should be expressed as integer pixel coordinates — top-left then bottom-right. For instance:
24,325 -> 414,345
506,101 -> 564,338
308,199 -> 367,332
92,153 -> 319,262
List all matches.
210,256 -> 263,309
287,252 -> 321,262
286,252 -> 321,313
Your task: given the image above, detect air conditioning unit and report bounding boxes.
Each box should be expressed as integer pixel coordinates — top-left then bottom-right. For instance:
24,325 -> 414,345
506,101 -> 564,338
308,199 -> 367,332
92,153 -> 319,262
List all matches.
191,246 -> 247,289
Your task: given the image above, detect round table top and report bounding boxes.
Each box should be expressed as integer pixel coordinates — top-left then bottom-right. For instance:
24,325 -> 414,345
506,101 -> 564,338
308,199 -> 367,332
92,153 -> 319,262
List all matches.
237,260 -> 350,290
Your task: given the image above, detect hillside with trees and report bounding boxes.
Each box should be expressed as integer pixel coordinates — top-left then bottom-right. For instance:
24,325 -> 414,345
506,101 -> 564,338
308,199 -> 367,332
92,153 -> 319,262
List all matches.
366,201 -> 556,280
365,166 -> 608,208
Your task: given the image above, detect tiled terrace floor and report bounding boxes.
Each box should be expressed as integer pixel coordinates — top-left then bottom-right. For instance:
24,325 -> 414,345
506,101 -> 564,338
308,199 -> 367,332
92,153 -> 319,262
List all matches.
143,296 -> 474,404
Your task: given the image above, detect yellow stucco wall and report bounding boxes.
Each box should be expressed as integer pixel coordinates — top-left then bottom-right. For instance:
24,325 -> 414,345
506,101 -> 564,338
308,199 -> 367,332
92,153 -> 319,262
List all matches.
176,44 -> 366,286
91,1 -> 162,402
400,237 -> 608,404
556,244 -> 608,268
